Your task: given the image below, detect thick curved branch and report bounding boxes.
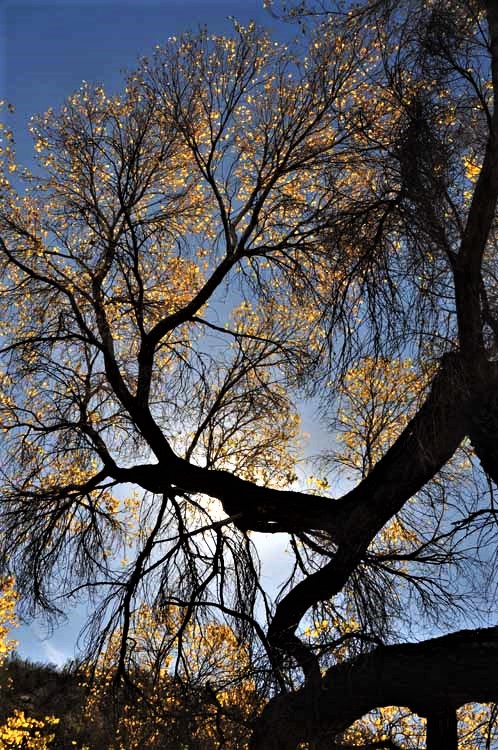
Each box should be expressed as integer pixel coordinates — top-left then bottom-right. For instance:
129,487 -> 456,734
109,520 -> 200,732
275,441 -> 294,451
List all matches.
266,352 -> 469,675
110,352 -> 473,682
466,363 -> 498,486
250,626 -> 498,750
116,352 -> 469,546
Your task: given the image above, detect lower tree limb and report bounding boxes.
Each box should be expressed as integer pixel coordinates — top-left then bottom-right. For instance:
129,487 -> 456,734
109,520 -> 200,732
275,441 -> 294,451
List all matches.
250,627 -> 498,750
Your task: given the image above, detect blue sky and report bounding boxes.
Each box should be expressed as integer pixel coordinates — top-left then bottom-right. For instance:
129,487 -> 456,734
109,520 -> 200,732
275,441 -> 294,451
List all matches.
0,0 -> 295,666
1,0 -> 283,164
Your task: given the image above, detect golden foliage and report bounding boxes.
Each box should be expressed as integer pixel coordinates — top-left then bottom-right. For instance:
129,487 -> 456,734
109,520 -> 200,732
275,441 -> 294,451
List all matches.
335,357 -> 423,478
0,579 -> 61,750
81,606 -> 261,750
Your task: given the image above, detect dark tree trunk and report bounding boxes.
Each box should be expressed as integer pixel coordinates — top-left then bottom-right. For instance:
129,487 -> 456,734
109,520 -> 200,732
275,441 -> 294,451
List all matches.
426,709 -> 458,750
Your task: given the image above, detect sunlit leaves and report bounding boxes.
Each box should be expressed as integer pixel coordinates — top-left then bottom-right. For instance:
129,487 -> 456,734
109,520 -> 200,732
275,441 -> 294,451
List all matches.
343,703 -> 498,750
82,606 -> 260,750
0,580 -> 61,750
334,357 -> 423,478
0,712 -> 60,750
0,578 -> 18,660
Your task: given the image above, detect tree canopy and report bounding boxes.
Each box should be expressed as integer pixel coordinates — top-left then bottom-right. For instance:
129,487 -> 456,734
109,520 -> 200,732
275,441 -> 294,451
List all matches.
1,0 -> 498,748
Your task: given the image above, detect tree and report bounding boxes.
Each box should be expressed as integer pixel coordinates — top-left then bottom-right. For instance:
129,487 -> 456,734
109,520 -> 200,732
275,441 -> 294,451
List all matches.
1,0 -> 498,747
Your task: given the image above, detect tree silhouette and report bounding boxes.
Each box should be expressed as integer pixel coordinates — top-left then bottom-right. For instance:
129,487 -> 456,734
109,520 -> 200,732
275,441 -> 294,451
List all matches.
1,1 -> 498,748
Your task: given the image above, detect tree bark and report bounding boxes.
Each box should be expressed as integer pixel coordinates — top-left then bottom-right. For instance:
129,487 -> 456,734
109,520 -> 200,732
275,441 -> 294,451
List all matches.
250,627 -> 498,750
426,709 -> 458,750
